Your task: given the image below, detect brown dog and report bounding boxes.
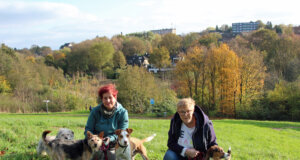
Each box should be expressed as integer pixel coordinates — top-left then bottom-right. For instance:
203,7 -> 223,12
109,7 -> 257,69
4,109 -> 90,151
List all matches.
204,145 -> 231,160
115,128 -> 156,160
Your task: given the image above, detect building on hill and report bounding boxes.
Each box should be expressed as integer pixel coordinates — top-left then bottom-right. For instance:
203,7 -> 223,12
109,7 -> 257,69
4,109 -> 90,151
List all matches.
293,26 -> 300,35
150,28 -> 176,35
232,21 -> 259,34
59,42 -> 74,50
126,53 -> 150,68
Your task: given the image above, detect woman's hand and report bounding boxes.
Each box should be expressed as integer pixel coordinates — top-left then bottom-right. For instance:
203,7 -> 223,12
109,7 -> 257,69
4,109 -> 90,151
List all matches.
103,137 -> 110,146
185,148 -> 200,158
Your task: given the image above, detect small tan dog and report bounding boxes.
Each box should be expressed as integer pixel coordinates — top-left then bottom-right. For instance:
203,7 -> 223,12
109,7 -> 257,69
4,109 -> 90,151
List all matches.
43,130 -> 104,160
115,128 -> 156,160
204,145 -> 231,160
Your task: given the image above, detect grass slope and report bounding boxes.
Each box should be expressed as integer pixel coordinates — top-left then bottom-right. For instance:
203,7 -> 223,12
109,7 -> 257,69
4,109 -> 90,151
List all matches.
0,114 -> 299,160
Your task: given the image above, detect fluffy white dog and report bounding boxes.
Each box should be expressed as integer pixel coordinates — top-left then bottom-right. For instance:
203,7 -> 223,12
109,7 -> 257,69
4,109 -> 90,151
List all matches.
36,128 -> 74,156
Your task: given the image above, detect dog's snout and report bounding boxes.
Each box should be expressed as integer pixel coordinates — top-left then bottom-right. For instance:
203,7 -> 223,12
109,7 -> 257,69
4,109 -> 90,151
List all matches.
94,144 -> 97,147
124,141 -> 127,145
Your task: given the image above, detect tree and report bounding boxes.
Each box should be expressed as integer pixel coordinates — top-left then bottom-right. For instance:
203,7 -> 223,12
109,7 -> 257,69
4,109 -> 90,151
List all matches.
271,35 -> 299,81
266,21 -> 273,30
149,47 -> 170,69
267,80 -> 300,120
206,44 -> 240,116
1,43 -> 16,57
117,66 -> 160,113
122,37 -> 146,56
30,45 -> 41,55
113,51 -> 126,69
248,29 -> 279,60
198,33 -> 222,48
174,56 -> 194,98
44,54 -> 55,66
66,42 -> 90,75
160,33 -> 182,56
182,33 -> 200,52
111,35 -> 124,51
88,41 -> 115,73
228,36 -> 266,111
185,45 -> 206,97
0,76 -> 12,94
256,20 -> 265,29
151,34 -> 162,49
40,46 -> 52,56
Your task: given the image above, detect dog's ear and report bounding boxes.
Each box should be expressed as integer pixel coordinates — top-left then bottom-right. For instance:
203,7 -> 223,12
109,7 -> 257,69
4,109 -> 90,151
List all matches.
99,131 -> 104,138
126,128 -> 133,134
206,145 -> 218,158
87,131 -> 93,139
227,147 -> 231,154
115,129 -> 122,135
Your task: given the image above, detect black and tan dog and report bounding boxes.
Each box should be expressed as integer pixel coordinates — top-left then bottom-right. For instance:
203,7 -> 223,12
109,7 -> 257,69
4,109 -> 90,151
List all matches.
42,130 -> 104,160
204,145 -> 231,160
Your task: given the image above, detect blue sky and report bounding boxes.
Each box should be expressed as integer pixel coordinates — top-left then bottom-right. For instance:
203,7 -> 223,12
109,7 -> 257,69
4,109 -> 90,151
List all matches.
1,0 -> 299,50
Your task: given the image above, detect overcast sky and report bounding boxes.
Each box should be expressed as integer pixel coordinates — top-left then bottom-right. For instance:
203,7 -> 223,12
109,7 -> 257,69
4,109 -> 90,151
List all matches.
1,0 -> 299,50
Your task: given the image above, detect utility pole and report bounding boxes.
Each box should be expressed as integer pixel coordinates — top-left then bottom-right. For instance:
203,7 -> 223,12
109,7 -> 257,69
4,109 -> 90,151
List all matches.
43,100 -> 50,114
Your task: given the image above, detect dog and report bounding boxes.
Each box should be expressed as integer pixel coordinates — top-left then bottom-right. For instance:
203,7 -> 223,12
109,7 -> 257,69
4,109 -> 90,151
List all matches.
204,145 -> 231,160
37,128 -> 74,156
42,130 -> 104,160
115,128 -> 156,160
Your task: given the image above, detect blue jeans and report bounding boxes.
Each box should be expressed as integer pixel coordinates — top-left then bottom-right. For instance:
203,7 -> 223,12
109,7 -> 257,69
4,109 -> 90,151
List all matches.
163,149 -> 181,160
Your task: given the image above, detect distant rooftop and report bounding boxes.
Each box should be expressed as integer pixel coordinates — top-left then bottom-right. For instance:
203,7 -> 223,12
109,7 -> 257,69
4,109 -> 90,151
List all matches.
150,28 -> 176,35
232,21 -> 259,33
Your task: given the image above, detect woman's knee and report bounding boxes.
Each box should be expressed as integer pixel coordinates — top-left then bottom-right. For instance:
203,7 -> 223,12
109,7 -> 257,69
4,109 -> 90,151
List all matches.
163,150 -> 179,160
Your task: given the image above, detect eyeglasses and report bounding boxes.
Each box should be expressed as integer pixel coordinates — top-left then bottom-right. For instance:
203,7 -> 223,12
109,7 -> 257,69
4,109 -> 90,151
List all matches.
178,110 -> 193,115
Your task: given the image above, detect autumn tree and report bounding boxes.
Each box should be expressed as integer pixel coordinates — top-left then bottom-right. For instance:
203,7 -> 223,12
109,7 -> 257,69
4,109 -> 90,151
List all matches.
182,32 -> 201,52
198,33 -> 222,48
160,33 -> 182,56
174,56 -> 194,97
122,37 -> 146,56
206,44 -> 240,116
184,46 -> 206,97
40,46 -> 52,56
247,28 -> 278,62
113,51 -> 126,69
228,36 -> 266,112
66,42 -> 90,75
117,66 -> 160,113
88,41 -> 115,73
149,47 -> 170,69
151,34 -> 162,49
111,35 -> 124,51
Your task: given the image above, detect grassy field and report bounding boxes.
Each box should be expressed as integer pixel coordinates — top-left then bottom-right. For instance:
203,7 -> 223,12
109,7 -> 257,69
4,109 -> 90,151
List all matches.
0,113 -> 300,160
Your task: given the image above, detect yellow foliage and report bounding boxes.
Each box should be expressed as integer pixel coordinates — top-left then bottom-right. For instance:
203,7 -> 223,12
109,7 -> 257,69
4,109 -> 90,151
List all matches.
25,56 -> 36,63
0,76 -> 12,94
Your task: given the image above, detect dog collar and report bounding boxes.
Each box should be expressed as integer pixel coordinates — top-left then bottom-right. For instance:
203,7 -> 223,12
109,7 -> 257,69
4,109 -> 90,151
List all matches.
117,141 -> 128,154
118,140 -> 128,148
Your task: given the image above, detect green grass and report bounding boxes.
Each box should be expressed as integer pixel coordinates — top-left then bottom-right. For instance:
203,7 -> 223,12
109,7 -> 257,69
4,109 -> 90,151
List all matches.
0,114 -> 300,160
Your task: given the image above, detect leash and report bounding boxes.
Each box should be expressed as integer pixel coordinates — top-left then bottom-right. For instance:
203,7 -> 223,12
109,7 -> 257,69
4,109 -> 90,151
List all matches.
188,152 -> 204,160
117,140 -> 128,154
100,143 -> 110,160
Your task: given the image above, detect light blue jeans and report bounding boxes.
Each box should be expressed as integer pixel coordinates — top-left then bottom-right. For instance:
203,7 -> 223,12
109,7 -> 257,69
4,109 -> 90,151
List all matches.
163,149 -> 181,160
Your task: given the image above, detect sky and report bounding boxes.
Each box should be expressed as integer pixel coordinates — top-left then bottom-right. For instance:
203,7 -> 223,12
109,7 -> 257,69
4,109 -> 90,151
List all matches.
0,0 -> 299,50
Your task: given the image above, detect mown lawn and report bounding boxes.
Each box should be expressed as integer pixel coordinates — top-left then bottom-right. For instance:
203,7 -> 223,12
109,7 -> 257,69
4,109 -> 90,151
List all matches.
0,113 -> 300,160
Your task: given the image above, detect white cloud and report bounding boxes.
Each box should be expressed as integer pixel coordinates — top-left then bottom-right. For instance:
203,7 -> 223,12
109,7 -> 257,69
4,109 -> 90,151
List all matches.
0,0 -> 300,49
0,1 -> 101,49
